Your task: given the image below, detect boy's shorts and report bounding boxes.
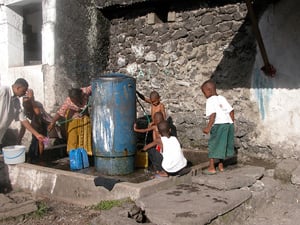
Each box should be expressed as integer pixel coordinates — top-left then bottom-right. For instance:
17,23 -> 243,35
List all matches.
208,123 -> 234,159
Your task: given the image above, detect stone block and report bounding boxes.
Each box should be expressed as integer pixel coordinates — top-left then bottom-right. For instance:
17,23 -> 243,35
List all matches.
291,165 -> 300,185
168,11 -> 176,22
274,159 -> 299,183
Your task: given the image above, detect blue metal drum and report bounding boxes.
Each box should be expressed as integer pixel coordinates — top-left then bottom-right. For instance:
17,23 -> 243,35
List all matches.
91,74 -> 136,175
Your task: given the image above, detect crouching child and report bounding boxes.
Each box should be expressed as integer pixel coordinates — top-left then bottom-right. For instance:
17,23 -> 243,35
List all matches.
142,120 -> 187,177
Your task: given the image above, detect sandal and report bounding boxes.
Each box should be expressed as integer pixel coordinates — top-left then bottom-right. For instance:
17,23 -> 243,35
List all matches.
202,169 -> 217,175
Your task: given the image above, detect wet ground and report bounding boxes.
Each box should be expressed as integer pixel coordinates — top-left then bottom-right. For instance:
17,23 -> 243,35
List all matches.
28,145 -> 210,184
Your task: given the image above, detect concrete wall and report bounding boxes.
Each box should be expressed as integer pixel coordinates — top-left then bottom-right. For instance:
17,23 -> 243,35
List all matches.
250,0 -> 300,158
51,0 -> 108,112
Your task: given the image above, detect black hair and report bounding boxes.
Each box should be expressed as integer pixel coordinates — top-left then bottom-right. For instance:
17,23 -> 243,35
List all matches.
68,88 -> 82,99
158,120 -> 170,135
150,91 -> 160,99
14,78 -> 28,88
201,79 -> 216,90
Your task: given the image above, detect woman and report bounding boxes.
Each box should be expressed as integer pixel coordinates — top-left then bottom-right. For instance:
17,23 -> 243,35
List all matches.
48,86 -> 92,156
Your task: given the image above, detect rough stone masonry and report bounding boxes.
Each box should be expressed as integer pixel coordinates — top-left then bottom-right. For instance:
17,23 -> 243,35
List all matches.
97,1 -> 262,157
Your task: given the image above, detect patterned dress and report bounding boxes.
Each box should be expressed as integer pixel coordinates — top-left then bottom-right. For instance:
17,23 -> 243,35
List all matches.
57,86 -> 92,156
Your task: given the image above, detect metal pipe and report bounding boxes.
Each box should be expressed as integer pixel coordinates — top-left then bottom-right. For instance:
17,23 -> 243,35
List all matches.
245,0 -> 276,77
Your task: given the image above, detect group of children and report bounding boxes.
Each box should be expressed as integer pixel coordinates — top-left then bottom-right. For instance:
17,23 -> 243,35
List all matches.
135,79 -> 234,177
16,78 -> 234,177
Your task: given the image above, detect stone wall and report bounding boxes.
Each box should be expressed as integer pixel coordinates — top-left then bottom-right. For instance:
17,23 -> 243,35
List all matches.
99,1 -> 260,153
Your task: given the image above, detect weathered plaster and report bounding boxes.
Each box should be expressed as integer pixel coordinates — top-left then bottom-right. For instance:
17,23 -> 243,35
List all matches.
250,0 -> 300,157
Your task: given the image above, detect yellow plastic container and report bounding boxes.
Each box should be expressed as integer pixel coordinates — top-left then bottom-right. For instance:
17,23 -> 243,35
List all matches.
135,150 -> 148,168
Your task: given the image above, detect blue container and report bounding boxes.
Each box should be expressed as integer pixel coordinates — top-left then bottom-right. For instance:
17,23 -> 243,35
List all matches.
91,74 -> 136,175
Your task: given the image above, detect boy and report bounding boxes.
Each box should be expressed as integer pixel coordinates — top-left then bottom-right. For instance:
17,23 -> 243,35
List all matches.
143,120 -> 187,177
134,112 -> 164,172
201,80 -> 235,175
0,78 -> 45,151
136,90 -> 166,121
134,111 -> 164,142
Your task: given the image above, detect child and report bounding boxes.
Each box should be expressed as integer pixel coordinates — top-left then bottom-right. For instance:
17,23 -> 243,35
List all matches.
18,89 -> 55,162
134,111 -> 164,142
48,85 -> 92,156
143,120 -> 187,177
136,90 -> 167,121
134,112 -> 164,172
201,80 -> 235,175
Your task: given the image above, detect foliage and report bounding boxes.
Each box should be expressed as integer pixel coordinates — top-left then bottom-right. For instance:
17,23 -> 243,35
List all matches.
34,201 -> 49,218
92,198 -> 131,211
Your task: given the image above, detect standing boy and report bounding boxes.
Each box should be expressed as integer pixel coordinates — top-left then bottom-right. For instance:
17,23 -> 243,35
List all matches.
201,80 -> 235,175
136,90 -> 167,121
0,78 -> 45,151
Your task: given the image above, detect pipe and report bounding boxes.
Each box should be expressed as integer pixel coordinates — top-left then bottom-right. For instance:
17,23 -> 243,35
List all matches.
245,0 -> 276,77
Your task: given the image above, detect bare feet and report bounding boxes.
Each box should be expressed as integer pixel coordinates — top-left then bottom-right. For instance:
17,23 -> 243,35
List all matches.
218,163 -> 224,172
156,171 -> 168,177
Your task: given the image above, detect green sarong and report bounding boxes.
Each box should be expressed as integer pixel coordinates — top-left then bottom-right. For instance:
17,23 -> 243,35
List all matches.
208,123 -> 234,159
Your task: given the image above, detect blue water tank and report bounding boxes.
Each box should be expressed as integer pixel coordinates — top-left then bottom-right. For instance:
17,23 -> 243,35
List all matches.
91,74 -> 136,175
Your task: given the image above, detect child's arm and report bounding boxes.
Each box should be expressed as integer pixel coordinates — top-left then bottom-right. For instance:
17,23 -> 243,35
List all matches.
142,137 -> 162,151
133,123 -> 155,133
203,113 -> 216,134
136,90 -> 151,103
48,113 -> 62,132
230,110 -> 234,122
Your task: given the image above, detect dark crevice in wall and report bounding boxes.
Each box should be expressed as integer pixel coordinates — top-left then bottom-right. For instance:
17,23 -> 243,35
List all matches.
99,0 -> 244,20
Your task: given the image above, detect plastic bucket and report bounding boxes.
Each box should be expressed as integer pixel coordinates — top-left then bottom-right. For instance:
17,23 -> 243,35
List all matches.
2,145 -> 26,164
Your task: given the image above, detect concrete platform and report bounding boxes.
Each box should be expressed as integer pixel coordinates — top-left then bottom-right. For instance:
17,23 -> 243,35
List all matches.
0,149 -> 210,206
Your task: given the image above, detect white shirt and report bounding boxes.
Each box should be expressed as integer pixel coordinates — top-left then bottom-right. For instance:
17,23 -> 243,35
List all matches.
205,95 -> 233,124
0,86 -> 26,144
161,136 -> 187,173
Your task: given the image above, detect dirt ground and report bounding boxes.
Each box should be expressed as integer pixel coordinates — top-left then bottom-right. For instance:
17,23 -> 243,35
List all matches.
0,197 -> 103,225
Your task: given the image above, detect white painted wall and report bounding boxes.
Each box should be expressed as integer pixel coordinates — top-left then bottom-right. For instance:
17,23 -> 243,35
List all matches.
250,0 -> 300,157
0,0 -> 55,147
0,5 -> 9,84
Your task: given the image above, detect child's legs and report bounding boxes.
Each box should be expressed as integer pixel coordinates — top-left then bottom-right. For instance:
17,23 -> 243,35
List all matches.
148,148 -> 163,172
208,124 -> 231,159
208,158 -> 216,171
218,159 -> 224,171
28,136 -> 39,160
38,140 -> 44,157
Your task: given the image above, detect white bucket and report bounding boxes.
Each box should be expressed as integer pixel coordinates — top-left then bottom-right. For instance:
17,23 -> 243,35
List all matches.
2,145 -> 26,164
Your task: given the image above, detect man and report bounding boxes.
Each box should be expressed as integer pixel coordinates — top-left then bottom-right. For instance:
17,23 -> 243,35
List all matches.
0,78 -> 45,152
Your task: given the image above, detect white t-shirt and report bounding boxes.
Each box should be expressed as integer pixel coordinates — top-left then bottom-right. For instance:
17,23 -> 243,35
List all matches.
161,136 -> 187,173
205,95 -> 233,124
